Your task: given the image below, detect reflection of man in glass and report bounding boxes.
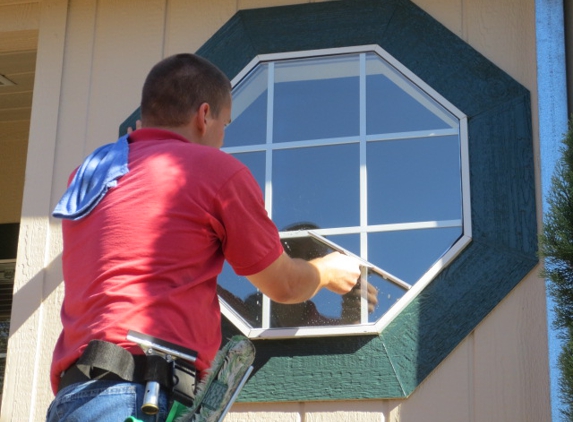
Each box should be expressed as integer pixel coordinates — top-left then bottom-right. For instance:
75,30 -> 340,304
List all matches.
217,222 -> 378,327
271,222 -> 379,327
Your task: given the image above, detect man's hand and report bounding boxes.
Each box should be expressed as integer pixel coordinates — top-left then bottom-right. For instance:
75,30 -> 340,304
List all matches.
247,251 -> 360,304
340,281 -> 379,324
310,252 -> 361,295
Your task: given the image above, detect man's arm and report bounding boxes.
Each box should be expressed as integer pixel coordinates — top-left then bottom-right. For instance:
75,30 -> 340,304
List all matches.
246,251 -> 360,304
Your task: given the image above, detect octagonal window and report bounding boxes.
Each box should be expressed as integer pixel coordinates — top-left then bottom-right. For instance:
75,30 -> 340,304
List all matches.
217,46 -> 470,338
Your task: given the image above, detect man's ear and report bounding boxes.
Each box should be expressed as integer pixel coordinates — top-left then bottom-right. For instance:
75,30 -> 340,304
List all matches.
195,102 -> 210,136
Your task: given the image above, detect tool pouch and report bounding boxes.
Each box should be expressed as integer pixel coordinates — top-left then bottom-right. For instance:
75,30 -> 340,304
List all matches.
171,358 -> 196,406
143,352 -> 196,406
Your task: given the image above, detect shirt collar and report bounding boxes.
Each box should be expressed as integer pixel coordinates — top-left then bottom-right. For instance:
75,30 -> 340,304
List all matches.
128,127 -> 190,144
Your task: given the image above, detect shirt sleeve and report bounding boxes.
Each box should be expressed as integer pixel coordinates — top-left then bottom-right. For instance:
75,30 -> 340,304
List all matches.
215,166 -> 284,276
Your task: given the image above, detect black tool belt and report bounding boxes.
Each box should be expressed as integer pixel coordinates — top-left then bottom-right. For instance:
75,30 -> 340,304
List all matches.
58,340 -> 196,406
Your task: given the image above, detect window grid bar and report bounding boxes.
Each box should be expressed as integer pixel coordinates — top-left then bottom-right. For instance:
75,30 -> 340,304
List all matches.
365,128 -> 457,142
262,62 -> 275,330
279,219 -> 462,239
265,62 -> 275,216
222,128 -> 458,154
359,53 -> 369,324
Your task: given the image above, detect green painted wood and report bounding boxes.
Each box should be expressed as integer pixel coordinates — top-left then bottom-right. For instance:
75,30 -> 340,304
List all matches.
240,335 -> 405,401
122,0 -> 538,402
234,0 -> 396,55
468,94 -> 538,254
220,318 -> 406,400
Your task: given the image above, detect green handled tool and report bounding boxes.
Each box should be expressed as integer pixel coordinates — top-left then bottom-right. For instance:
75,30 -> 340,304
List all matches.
172,335 -> 255,422
124,334 -> 255,422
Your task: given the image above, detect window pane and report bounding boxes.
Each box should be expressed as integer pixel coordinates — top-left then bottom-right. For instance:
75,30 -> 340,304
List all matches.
368,228 -> 462,283
0,320 -> 8,394
0,263 -> 13,394
225,65 -> 268,147
0,262 -> 14,319
367,136 -> 462,224
366,271 -> 407,323
270,289 -> 347,327
366,53 -> 455,134
272,144 -> 360,230
217,263 -> 262,328
275,233 -> 362,327
327,233 -> 361,257
219,49 -> 468,336
273,56 -> 360,142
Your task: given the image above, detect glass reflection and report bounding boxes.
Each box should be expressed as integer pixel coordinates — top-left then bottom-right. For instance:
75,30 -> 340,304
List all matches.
365,52 -> 456,134
272,144 -> 360,230
274,55 -> 360,142
217,262 -> 262,328
273,223 -> 364,327
366,270 -> 407,322
225,65 -> 268,148
270,225 -> 407,328
368,227 -> 462,284
367,136 -> 462,225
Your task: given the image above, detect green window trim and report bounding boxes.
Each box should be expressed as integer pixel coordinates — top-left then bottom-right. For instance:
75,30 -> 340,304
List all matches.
121,0 -> 536,402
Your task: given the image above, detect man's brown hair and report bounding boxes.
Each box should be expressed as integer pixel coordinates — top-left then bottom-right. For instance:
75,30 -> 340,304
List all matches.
141,53 -> 231,127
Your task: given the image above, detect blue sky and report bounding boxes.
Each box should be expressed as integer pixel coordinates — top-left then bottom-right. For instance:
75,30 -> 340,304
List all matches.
536,0 -> 568,419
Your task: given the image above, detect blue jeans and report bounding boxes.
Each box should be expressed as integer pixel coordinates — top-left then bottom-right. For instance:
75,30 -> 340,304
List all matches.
46,380 -> 170,422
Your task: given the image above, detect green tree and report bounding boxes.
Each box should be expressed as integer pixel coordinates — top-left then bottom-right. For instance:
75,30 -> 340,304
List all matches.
540,119 -> 573,421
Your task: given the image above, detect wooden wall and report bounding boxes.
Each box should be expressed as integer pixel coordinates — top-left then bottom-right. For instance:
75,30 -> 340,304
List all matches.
0,0 -> 548,421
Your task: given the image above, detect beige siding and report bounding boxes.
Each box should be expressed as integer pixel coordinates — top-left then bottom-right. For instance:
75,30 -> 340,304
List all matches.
0,0 -> 549,421
1,0 -> 66,419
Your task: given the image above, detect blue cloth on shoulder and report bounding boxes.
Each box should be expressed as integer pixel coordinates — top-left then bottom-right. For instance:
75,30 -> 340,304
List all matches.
52,135 -> 130,220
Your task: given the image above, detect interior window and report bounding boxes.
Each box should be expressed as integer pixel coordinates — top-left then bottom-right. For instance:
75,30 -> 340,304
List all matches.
0,261 -> 14,393
218,48 -> 468,337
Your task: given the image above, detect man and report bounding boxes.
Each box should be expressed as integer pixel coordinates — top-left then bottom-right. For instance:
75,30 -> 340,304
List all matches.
47,53 -> 360,421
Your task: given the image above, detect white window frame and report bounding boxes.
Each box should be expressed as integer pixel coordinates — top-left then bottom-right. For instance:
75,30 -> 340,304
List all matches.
219,45 -> 471,339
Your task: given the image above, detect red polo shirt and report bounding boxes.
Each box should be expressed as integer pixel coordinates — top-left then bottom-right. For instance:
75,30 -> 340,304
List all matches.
50,128 -> 283,393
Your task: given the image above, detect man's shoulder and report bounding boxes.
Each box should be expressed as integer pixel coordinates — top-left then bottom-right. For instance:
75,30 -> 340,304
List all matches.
191,144 -> 246,169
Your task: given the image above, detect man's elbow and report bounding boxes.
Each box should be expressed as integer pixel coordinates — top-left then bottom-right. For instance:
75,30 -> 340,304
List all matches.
256,273 -> 305,304
265,287 -> 304,304
246,254 -> 318,304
